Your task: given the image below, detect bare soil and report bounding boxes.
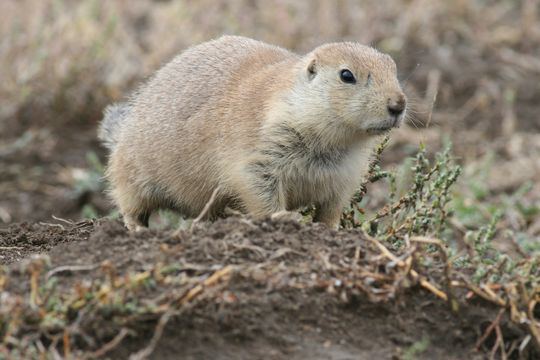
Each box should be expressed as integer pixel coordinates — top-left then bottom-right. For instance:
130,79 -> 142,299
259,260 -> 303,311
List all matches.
1,217 -> 527,359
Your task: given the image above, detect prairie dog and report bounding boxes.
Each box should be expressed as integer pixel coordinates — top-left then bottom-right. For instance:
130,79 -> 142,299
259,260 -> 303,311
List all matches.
99,36 -> 406,230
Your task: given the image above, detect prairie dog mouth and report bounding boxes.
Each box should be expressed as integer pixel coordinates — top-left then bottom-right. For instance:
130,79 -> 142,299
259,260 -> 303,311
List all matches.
366,127 -> 392,135
365,116 -> 402,134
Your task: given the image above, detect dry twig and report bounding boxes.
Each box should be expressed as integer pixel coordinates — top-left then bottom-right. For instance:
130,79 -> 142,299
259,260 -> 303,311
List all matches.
89,328 -> 130,359
190,185 -> 221,231
46,264 -> 99,280
129,311 -> 174,360
476,308 -> 506,351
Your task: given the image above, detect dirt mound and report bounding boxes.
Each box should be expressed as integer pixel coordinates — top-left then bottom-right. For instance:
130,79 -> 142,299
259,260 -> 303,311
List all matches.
1,217 -> 529,359
0,220 -> 94,264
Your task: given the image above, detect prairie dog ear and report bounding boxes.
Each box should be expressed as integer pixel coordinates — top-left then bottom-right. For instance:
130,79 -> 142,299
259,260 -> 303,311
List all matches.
307,58 -> 317,80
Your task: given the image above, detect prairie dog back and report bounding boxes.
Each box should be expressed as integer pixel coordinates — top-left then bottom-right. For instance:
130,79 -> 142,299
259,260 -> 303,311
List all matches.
99,36 -> 406,230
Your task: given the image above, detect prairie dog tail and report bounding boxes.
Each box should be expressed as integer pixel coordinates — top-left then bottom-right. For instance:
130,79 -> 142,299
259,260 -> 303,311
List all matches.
98,103 -> 131,150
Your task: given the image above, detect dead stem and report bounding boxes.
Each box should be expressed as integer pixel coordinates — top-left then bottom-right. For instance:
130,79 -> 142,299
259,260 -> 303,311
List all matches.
494,324 -> 507,360
39,222 -> 65,230
410,236 -> 458,311
63,329 -> 71,359
415,275 -> 448,301
425,69 -> 440,128
52,215 -> 75,225
188,185 -> 221,232
178,265 -> 234,305
364,232 -> 449,301
363,233 -> 403,266
46,264 -> 99,280
458,276 -> 506,307
129,311 -> 174,360
475,308 -> 505,351
527,300 -> 540,348
89,328 -> 130,359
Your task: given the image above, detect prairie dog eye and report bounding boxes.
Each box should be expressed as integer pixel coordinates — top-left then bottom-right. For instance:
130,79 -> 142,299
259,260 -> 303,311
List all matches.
339,69 -> 356,84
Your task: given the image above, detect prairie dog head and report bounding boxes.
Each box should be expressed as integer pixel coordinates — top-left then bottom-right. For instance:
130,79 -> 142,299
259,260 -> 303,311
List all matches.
284,42 -> 406,141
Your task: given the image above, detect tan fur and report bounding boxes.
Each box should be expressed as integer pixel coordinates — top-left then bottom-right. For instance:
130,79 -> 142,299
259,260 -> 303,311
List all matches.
100,36 -> 406,230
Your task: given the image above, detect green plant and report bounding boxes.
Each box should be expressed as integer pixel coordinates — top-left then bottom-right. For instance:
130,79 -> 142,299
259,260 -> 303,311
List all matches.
342,139 -> 539,356
403,336 -> 430,360
343,141 -> 462,244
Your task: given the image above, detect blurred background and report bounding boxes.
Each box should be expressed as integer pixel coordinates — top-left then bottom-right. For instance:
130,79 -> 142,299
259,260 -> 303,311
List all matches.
0,0 -> 538,246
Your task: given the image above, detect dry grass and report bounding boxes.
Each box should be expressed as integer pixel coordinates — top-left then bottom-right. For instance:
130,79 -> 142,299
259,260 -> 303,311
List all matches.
2,0 -> 540,135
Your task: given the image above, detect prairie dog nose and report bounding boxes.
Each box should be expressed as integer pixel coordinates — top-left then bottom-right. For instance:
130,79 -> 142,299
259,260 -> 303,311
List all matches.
387,94 -> 406,116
